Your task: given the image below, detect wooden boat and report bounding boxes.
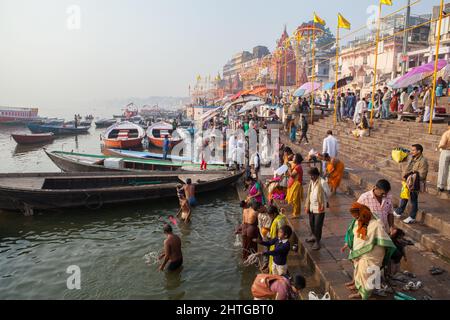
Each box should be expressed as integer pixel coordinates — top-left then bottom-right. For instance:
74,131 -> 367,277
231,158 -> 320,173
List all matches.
11,133 -> 55,145
101,121 -> 145,149
147,121 -> 182,149
46,150 -> 226,173
0,170 -> 244,213
95,119 -> 117,128
103,148 -> 226,166
27,123 -> 90,135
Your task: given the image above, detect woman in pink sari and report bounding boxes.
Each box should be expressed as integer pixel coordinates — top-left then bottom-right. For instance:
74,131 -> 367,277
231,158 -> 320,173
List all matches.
246,177 -> 266,206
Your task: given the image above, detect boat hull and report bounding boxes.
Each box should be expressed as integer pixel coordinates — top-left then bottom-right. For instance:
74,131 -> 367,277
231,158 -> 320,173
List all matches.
46,150 -> 184,172
28,123 -> 90,135
102,138 -> 143,149
11,133 -> 55,145
0,171 -> 243,212
149,137 -> 181,149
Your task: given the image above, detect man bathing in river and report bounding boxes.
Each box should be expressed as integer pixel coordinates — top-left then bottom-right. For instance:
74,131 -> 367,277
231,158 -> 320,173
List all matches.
184,178 -> 197,207
176,184 -> 192,223
159,224 -> 183,272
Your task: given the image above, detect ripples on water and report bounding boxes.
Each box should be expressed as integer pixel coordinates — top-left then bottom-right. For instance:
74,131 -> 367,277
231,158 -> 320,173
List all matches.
0,127 -> 255,300
0,191 -> 255,300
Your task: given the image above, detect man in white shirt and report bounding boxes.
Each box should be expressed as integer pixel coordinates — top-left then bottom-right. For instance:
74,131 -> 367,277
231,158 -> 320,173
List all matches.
322,131 -> 339,174
353,98 -> 367,125
304,167 -> 331,250
252,151 -> 261,179
323,130 -> 339,158
228,134 -> 237,168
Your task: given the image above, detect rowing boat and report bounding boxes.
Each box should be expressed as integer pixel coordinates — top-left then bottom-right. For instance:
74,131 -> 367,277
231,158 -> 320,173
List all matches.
45,150 -> 226,173
0,170 -> 244,213
11,133 -> 55,145
147,121 -> 181,149
101,121 -> 146,149
27,123 -> 90,135
103,148 -> 226,166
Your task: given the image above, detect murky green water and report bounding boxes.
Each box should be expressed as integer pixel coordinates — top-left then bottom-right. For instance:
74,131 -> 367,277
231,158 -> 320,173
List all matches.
0,126 -> 256,300
0,191 -> 255,300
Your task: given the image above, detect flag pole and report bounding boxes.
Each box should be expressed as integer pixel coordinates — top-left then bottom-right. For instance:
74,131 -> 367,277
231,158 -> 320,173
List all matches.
370,1 -> 383,127
334,23 -> 340,127
429,0 -> 444,135
284,44 -> 288,93
311,19 -> 316,125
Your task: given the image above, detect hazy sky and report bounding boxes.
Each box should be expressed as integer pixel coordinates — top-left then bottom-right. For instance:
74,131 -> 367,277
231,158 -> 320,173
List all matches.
0,0 -> 434,110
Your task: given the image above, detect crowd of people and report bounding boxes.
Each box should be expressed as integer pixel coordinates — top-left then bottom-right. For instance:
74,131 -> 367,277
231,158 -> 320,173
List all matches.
152,84 -> 450,301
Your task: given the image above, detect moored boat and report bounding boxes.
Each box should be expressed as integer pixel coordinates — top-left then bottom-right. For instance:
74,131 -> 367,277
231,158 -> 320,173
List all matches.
27,123 -> 90,135
46,150 -> 193,172
11,133 -> 55,145
0,106 -> 40,125
0,170 -> 243,213
46,150 -> 226,172
95,119 -> 117,128
103,148 -> 226,166
147,121 -> 182,149
101,121 -> 146,149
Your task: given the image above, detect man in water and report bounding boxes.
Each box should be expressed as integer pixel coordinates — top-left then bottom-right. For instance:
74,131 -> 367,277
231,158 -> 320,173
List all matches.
159,224 -> 183,272
163,135 -> 170,160
176,184 -> 192,223
184,178 -> 197,207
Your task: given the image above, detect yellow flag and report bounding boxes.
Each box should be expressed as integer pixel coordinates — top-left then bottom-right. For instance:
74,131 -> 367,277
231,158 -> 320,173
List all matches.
313,12 -> 326,26
338,13 -> 351,30
380,0 -> 393,5
196,75 -> 201,82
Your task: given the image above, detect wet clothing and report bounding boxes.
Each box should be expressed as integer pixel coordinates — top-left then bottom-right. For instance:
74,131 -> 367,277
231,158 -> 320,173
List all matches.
168,258 -> 183,271
188,197 -> 197,207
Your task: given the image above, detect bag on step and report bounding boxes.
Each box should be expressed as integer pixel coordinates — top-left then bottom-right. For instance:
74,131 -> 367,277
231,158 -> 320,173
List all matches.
400,181 -> 410,200
308,292 -> 331,300
392,148 -> 410,164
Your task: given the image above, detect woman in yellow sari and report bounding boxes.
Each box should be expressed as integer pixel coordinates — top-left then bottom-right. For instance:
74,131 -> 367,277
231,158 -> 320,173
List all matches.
342,203 -> 396,300
267,206 -> 287,274
323,153 -> 345,195
286,154 -> 304,218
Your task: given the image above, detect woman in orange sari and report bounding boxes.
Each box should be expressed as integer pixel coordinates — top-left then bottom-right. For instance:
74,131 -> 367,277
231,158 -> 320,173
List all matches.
323,153 -> 345,195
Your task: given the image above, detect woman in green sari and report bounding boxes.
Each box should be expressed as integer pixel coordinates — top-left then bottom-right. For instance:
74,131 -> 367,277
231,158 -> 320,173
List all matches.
342,202 -> 396,300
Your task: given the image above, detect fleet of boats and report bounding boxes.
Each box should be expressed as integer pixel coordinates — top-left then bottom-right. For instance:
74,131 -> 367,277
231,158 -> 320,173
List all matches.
2,104 -> 241,215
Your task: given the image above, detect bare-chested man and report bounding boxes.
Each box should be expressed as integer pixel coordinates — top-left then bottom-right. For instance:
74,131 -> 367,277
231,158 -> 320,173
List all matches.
159,224 -> 183,272
176,184 -> 192,223
184,178 -> 197,207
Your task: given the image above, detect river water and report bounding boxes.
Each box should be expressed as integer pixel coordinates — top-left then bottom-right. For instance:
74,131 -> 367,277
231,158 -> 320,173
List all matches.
0,125 -> 256,300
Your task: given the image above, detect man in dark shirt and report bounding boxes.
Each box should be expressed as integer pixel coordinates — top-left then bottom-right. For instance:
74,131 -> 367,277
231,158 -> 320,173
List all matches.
258,225 -> 292,276
163,135 -> 170,160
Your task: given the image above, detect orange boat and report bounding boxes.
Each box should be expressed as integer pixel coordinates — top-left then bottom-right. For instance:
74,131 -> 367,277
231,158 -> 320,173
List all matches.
147,121 -> 182,149
101,121 -> 146,149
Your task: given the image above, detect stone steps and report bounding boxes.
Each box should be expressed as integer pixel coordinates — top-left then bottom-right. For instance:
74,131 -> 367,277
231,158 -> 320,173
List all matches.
315,118 -> 445,142
282,135 -> 450,264
309,121 -> 442,155
298,133 -> 440,191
